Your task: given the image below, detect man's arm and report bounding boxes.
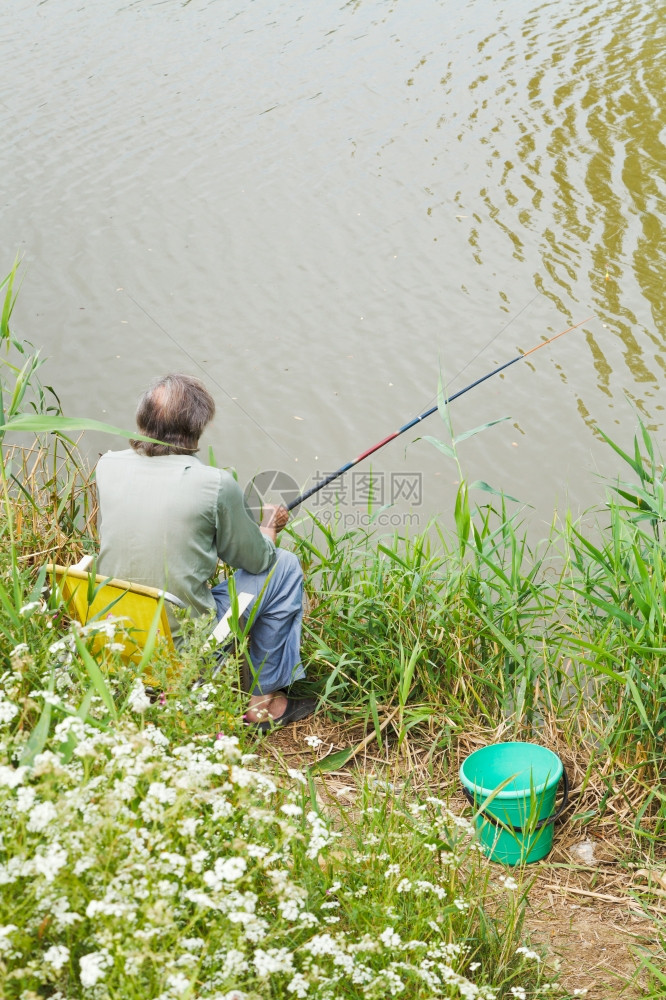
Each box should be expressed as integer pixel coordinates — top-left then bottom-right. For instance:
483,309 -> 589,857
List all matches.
259,504 -> 289,544
215,473 -> 278,574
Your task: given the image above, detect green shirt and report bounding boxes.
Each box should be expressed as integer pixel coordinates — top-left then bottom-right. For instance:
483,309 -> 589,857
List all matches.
96,450 -> 276,624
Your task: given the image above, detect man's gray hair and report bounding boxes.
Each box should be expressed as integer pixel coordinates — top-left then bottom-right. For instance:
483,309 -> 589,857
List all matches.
131,374 -> 215,456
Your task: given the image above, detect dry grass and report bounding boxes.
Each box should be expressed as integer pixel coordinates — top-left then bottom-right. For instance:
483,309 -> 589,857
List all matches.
257,708 -> 665,998
4,440 -> 96,565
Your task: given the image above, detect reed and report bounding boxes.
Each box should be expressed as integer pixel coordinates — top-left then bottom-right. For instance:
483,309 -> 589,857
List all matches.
1,262 -> 664,995
288,426 -> 666,849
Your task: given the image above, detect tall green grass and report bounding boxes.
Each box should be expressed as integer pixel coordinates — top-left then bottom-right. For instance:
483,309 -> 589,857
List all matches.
1,261 -> 665,994
289,426 -> 665,846
2,258 -> 664,846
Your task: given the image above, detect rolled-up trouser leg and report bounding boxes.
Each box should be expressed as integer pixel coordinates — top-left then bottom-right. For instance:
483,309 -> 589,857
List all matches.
210,549 -> 305,694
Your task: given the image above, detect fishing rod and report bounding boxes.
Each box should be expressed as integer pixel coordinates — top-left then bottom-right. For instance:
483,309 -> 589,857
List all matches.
286,315 -> 592,511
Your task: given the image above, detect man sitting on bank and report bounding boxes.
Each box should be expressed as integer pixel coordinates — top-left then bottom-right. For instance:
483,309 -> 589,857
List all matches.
95,373 -> 315,729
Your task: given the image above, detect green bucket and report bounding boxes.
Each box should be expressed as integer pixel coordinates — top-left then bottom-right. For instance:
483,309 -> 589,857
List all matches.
459,742 -> 569,865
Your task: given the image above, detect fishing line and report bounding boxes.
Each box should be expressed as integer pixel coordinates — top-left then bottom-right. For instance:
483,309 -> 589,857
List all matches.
124,289 -> 590,513
124,290 -> 295,463
450,290 -> 542,384
406,290 -> 543,428
287,315 -> 593,510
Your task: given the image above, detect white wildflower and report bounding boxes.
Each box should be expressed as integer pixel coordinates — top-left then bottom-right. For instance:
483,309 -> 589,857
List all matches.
73,855 -> 95,875
140,780 -> 177,820
287,972 -> 310,996
175,953 -> 197,968
143,724 -> 169,746
384,863 -> 401,877
228,910 -> 268,942
516,945 -> 540,961
0,698 -> 18,725
0,925 -> 17,955
181,937 -> 204,951
221,948 -> 249,977
19,600 -> 41,616
30,689 -> 62,707
379,927 -> 402,948
500,875 -> 519,891
51,896 -> 82,928
0,765 -> 26,788
211,797 -> 234,820
49,636 -> 72,656
166,972 -> 191,994
213,732 -> 241,759
17,784 -> 38,812
246,843 -> 269,858
10,642 -> 29,658
204,856 -> 247,890
229,765 -> 255,788
279,898 -> 303,920
31,749 -> 68,776
304,734 -> 324,748
86,898 -> 127,919
127,678 -> 151,713
160,851 -> 187,876
54,716 -> 86,743
304,933 -> 339,956
44,944 -> 70,970
148,781 -> 176,803
375,968 -> 405,994
254,947 -> 294,976
287,767 -> 307,785
33,841 -> 68,882
510,988 -> 526,1000
280,803 -> 303,817
78,616 -> 122,638
454,898 -> 470,911
305,810 -> 338,859
178,816 -> 200,837
27,800 -> 57,832
190,849 -> 208,873
79,949 -> 111,987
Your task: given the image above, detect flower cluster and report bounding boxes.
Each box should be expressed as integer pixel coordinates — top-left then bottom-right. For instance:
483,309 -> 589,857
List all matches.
0,630 -> 554,1000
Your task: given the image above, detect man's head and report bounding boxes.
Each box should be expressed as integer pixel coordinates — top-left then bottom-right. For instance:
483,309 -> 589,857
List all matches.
131,374 -> 215,456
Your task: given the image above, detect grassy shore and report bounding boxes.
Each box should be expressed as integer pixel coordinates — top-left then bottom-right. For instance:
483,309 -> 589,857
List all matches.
1,266 -> 665,997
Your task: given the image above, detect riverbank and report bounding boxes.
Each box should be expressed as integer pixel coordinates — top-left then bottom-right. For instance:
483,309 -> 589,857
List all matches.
1,272 -> 665,997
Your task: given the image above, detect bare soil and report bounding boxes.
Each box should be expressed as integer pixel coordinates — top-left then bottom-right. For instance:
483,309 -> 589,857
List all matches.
259,711 -> 665,997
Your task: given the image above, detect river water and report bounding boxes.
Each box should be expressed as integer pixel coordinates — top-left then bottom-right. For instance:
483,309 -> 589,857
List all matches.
3,0 -> 665,537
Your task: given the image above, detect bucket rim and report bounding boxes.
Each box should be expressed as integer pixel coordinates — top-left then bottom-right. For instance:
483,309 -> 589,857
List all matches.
459,741 -> 563,800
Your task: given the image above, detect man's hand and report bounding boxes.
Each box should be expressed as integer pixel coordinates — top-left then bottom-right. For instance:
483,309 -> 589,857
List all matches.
259,504 -> 289,541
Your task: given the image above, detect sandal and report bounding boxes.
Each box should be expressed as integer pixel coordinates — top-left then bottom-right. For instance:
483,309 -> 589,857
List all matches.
244,695 -> 317,733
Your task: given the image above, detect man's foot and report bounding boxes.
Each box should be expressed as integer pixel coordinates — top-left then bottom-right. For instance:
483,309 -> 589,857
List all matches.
244,693 -> 317,732
244,691 -> 288,724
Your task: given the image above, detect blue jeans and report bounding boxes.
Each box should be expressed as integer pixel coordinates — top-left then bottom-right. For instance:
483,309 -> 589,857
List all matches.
211,549 -> 305,695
